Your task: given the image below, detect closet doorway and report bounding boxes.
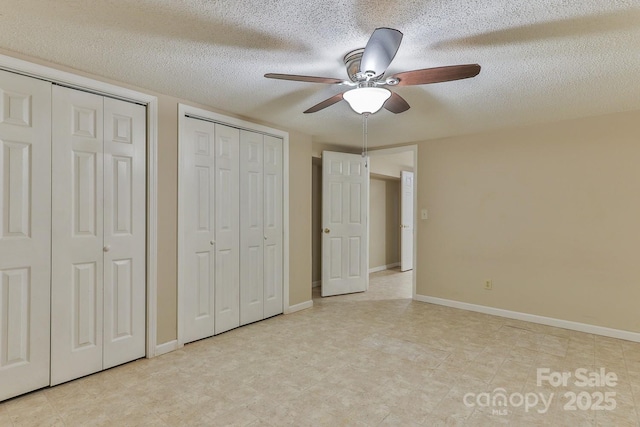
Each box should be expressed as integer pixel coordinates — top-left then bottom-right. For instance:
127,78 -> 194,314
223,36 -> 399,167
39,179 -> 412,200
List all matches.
177,104 -> 290,347
0,54 -> 159,402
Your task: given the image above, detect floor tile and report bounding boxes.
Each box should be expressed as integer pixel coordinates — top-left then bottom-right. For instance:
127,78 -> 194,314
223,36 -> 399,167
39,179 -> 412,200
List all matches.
2,268 -> 640,426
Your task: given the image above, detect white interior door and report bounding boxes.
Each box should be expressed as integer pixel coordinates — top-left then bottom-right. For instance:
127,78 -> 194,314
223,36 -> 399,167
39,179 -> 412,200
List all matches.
51,86 -> 105,385
263,135 -> 283,318
214,124 -> 240,334
0,70 -> 52,400
321,151 -> 369,297
182,117 -> 216,343
400,171 -> 414,272
102,98 -> 146,368
240,130 -> 264,325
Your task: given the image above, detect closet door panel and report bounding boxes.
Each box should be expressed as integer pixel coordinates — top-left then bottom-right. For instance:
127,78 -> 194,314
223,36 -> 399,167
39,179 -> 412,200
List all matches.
103,98 -> 146,368
51,86 -> 104,386
0,70 -> 52,400
183,118 -> 216,342
240,130 -> 263,326
214,124 -> 240,334
263,136 -> 283,318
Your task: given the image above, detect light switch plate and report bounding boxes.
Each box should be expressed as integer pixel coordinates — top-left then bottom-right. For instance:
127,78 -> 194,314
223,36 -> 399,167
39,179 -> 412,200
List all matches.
421,209 -> 428,220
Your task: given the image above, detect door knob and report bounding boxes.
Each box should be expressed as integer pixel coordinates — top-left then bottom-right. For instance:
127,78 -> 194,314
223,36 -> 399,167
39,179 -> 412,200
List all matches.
324,228 -> 330,234
210,240 -> 215,246
264,236 -> 267,240
103,245 -> 111,252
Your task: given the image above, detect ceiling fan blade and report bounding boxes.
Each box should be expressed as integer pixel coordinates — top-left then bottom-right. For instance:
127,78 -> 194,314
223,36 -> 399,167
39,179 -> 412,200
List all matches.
264,73 -> 344,84
360,28 -> 403,78
384,92 -> 410,114
391,64 -> 481,86
304,93 -> 344,114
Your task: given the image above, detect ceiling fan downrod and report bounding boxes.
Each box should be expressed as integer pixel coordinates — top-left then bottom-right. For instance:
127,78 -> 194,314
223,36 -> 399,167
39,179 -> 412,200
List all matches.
362,112 -> 370,165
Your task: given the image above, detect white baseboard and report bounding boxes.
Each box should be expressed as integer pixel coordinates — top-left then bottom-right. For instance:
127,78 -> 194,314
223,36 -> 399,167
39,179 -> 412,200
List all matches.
155,339 -> 179,356
414,295 -> 640,343
369,262 -> 400,274
285,300 -> 313,314
312,280 -> 321,288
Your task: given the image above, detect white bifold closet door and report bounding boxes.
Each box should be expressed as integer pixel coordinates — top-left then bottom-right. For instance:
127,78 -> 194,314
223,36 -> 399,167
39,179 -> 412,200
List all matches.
182,117 -> 216,342
239,132 -> 284,324
214,124 -> 241,334
0,70 -> 52,401
263,135 -> 283,318
182,116 -> 282,340
183,118 -> 240,341
240,130 -> 264,325
51,86 -> 146,385
102,97 -> 146,369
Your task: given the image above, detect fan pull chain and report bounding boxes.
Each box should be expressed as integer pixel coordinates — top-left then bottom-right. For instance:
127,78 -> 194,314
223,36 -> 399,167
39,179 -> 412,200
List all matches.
362,112 -> 369,167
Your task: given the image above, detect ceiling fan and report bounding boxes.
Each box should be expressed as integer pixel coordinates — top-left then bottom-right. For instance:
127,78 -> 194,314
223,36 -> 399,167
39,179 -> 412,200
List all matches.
265,27 -> 481,115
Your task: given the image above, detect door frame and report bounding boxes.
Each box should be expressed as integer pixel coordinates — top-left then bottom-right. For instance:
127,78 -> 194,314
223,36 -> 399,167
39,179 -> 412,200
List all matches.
400,170 -> 414,272
368,145 -> 418,299
0,53 -> 160,358
176,104 -> 290,348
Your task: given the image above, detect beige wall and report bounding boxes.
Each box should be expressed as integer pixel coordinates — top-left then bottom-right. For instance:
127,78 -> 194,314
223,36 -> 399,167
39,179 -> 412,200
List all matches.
1,49 -> 313,345
416,109 -> 640,333
156,97 -> 179,343
312,142 -> 360,158
288,131 -> 313,306
369,151 -> 414,178
369,177 -> 400,269
311,161 -> 322,283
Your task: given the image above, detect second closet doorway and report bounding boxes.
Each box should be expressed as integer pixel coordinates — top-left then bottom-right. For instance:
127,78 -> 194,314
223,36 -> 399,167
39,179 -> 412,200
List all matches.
179,108 -> 286,345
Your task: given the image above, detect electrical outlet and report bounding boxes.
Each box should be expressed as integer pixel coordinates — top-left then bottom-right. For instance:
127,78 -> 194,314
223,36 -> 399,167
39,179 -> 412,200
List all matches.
484,280 -> 492,290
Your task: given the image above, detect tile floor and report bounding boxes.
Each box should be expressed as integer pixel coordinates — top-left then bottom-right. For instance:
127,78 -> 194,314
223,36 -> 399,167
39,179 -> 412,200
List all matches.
1,268 -> 640,426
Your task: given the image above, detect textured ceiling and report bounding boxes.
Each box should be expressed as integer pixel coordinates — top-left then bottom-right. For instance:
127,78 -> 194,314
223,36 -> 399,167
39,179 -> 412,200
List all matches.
1,1 -> 639,147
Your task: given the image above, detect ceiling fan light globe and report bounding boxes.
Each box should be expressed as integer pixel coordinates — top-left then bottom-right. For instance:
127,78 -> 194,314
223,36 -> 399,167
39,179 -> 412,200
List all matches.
343,87 -> 392,114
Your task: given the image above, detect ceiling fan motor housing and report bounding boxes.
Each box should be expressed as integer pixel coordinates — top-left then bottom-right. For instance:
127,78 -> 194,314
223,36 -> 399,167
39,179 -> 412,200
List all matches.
344,48 -> 365,82
344,48 -> 394,84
